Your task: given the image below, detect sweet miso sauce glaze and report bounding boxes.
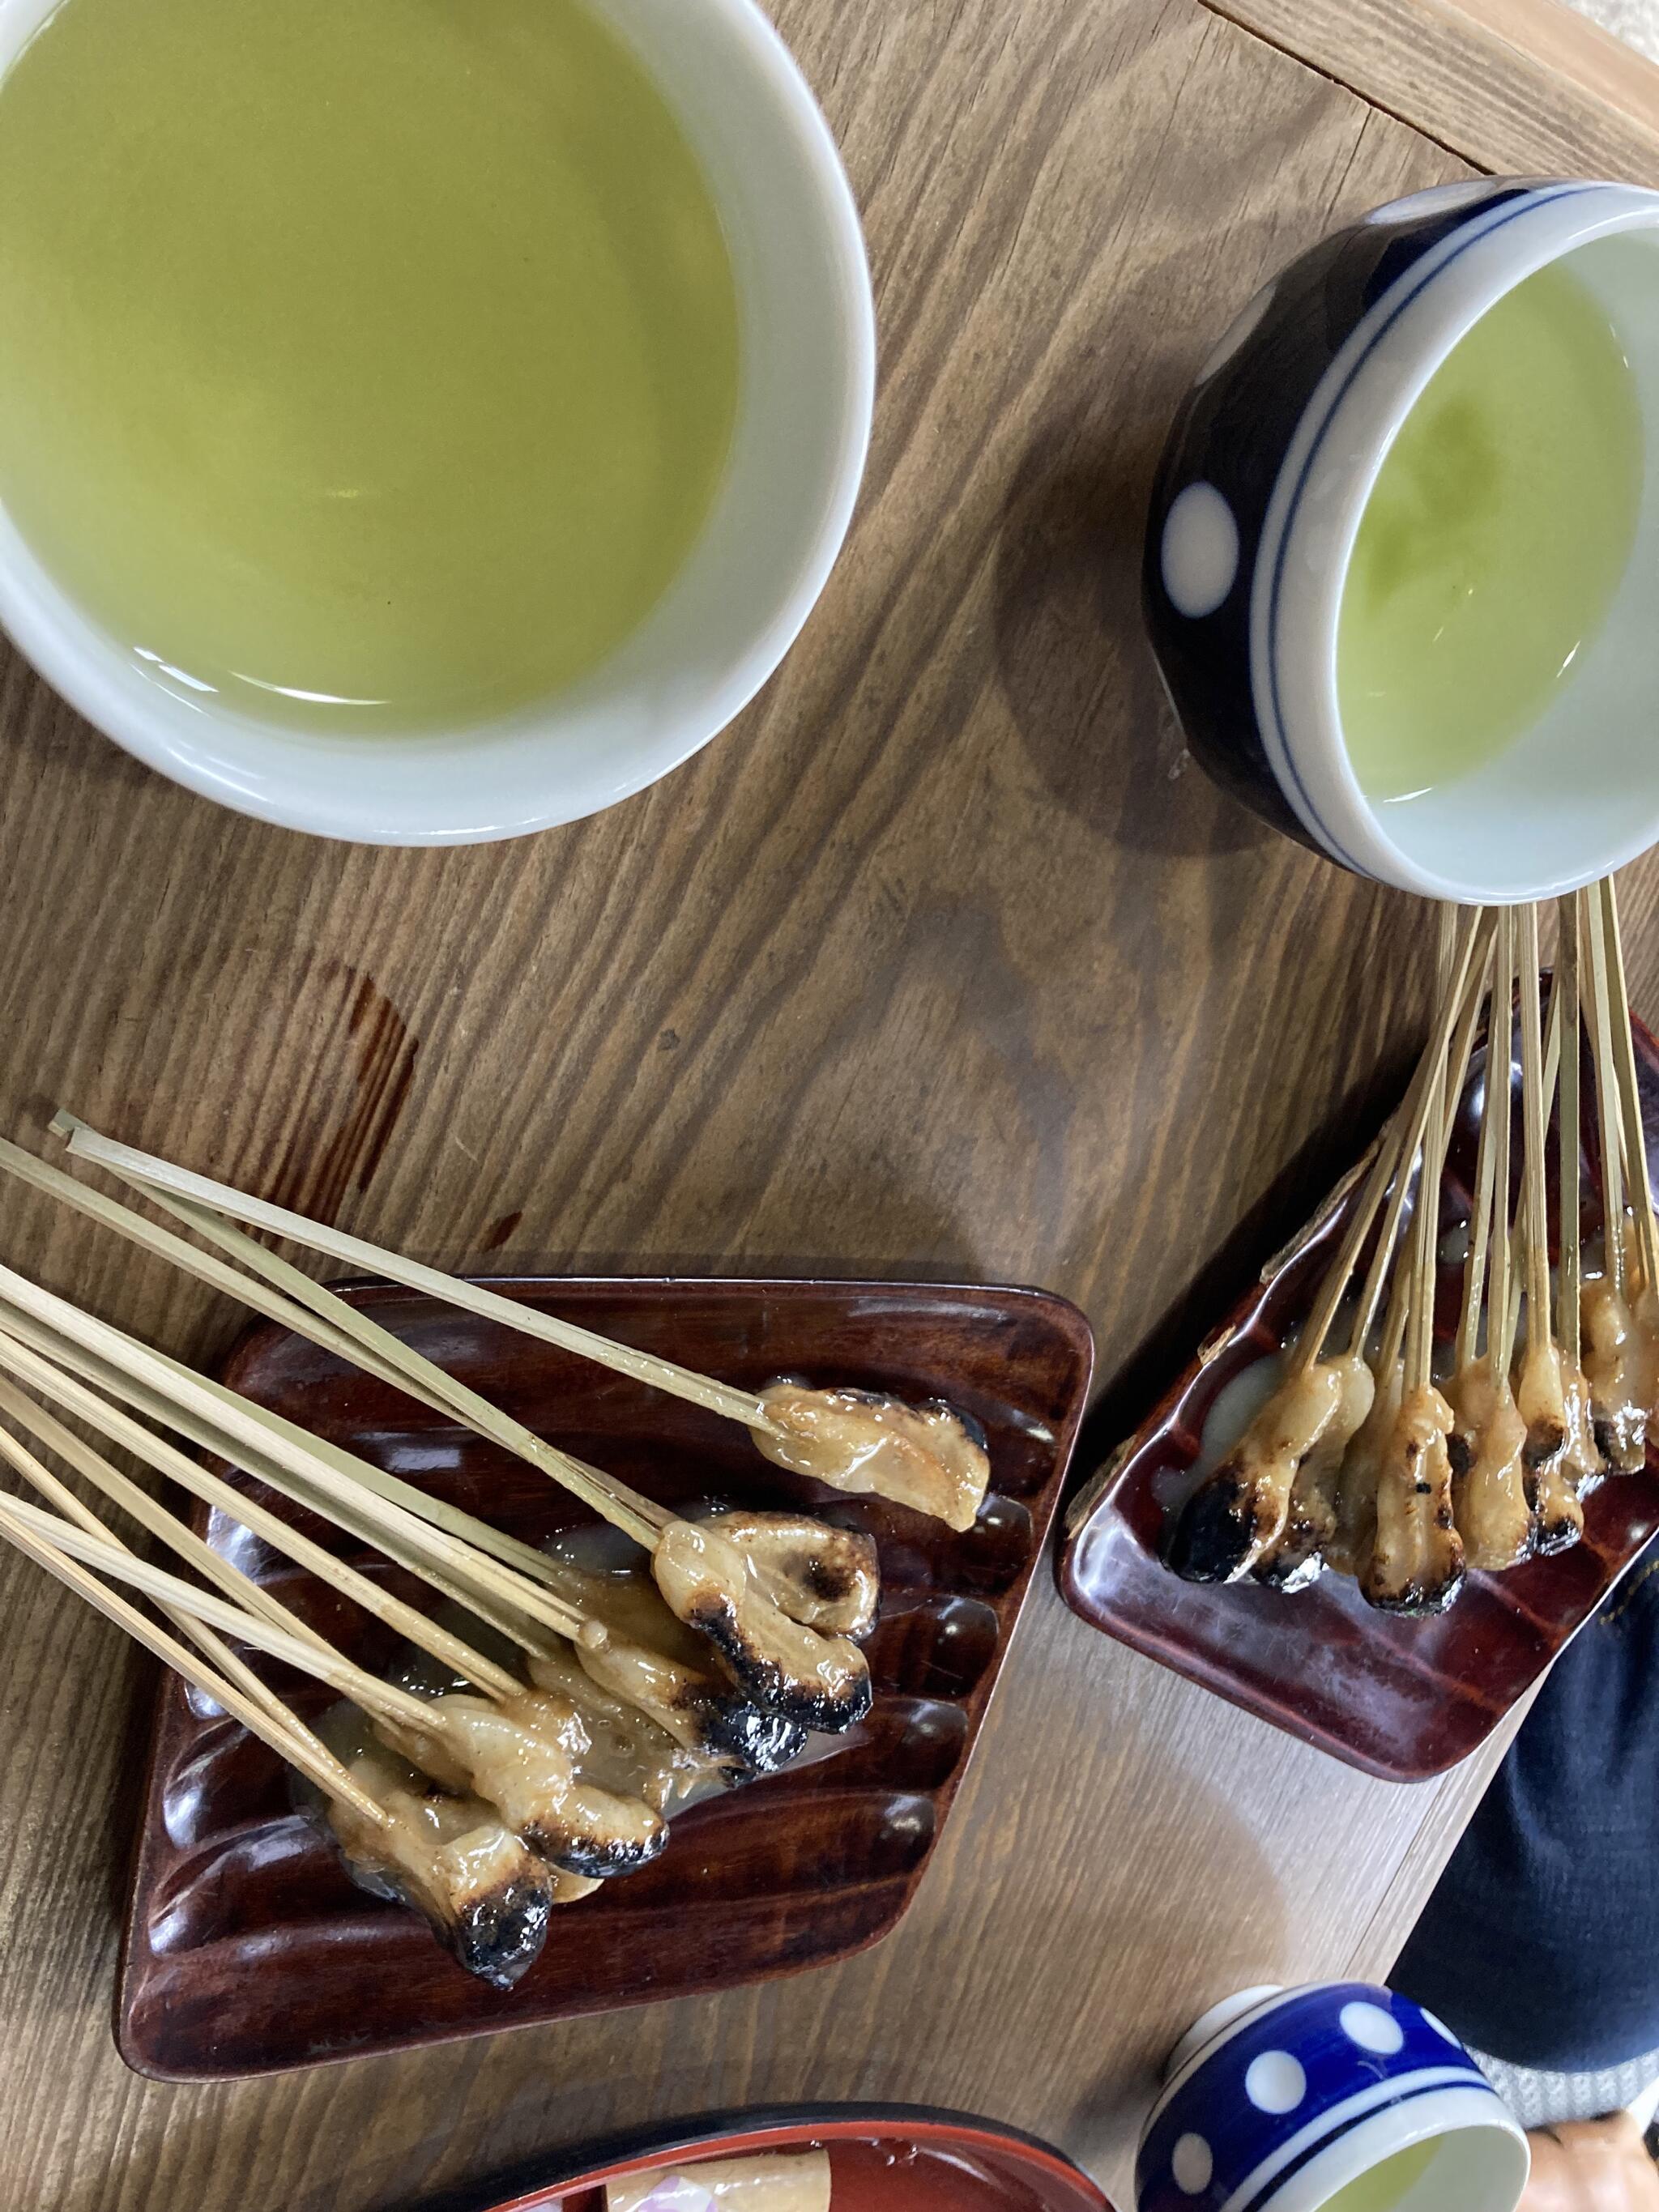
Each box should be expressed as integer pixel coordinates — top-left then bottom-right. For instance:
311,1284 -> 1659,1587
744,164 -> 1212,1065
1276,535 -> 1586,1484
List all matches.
0,0 -> 740,731
1337,262 -> 1641,804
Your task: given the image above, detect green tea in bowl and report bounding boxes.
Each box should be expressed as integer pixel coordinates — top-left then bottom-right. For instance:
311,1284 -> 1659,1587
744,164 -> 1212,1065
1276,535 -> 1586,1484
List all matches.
0,0 -> 872,839
0,0 -> 740,732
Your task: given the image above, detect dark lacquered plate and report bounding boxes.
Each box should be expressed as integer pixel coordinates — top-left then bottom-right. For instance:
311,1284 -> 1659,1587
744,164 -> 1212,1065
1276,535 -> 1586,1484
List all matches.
1059,1014 -> 1659,1784
410,2103 -> 1113,2212
118,1277 -> 1094,2080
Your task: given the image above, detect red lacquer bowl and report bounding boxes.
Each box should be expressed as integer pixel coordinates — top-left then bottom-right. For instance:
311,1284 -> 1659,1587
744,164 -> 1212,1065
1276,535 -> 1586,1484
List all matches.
419,2105 -> 1113,2212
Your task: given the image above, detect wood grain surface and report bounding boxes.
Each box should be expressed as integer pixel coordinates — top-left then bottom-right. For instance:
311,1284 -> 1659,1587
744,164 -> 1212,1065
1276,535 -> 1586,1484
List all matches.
1209,0 -> 1659,180
0,2 -> 1653,2207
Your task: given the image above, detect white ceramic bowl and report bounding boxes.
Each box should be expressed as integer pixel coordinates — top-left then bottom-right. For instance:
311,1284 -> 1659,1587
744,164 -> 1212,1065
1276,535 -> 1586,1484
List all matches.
0,0 -> 876,843
1145,180 -> 1659,901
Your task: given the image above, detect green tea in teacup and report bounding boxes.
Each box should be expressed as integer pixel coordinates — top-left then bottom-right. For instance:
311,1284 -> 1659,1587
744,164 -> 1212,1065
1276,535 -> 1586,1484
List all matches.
1337,259 -> 1642,808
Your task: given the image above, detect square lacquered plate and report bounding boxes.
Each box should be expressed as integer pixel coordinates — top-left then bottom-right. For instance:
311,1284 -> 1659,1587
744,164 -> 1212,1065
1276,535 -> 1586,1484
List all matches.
1059,1018 -> 1659,1784
118,1277 -> 1094,2079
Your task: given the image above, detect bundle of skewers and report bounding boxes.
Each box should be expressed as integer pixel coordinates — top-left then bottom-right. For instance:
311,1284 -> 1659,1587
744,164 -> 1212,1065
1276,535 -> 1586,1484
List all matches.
1166,878 -> 1659,1617
0,1118 -> 992,1986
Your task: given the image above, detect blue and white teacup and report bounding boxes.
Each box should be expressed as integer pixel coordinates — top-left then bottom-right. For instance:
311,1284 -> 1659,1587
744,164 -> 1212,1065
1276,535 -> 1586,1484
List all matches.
1143,180 -> 1659,903
1137,1983 -> 1528,2212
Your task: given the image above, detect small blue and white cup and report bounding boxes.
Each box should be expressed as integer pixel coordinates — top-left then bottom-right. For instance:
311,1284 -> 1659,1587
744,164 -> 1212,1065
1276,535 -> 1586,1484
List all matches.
1143,180 -> 1659,902
1137,1983 -> 1529,2212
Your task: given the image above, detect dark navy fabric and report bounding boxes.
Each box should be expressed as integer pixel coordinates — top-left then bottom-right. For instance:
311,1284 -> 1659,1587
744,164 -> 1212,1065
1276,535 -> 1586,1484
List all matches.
1391,1544 -> 1659,2071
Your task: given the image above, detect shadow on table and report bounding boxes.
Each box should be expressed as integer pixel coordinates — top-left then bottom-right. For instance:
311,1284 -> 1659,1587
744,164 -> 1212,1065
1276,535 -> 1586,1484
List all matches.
992,411 -> 1269,867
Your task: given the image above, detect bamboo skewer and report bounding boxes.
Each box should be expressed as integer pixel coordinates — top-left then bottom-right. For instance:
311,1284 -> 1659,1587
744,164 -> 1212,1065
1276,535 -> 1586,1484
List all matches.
1489,910 -> 1519,1381
1292,910 -> 1486,1380
0,1270 -> 586,1651
1559,897 -> 1583,1370
0,1369 -> 334,1670
56,1115 -> 778,1434
0,1137 -> 667,1553
0,1136 -> 405,1389
1583,886 -> 1629,1297
1596,877 -> 1659,1302
1518,906 -> 1554,1355
1456,992 -> 1504,1375
0,1490 -> 442,1732
144,1182 -> 667,1547
1375,1237 -> 1414,1380
1350,924 -> 1492,1359
0,1492 -> 388,1825
0,1325 -> 527,1698
1489,970 -> 1567,1363
126,1336 -> 587,1644
1405,917 -> 1458,1396
0,1394 -> 312,1750
0,1240 -> 562,1594
139,1342 -> 588,1596
0,1301 -> 582,1655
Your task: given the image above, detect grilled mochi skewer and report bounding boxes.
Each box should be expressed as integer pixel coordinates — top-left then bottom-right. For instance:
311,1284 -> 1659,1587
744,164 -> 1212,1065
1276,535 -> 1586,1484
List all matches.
1168,909 -> 1486,1585
1514,910 -> 1582,1555
538,1549 -> 815,1775
1327,1263 -> 1410,1579
1447,911 -> 1533,1575
0,1489 -> 561,1987
56,1115 -> 990,1533
1326,958 -> 1489,1588
520,1644 -> 732,1810
751,1383 -> 989,1532
326,1744 -> 568,1988
703,1510 -> 880,1636
1257,918 -> 1493,1590
1363,912 -> 1467,1617
1593,875 -> 1659,1455
373,1684 -> 669,1878
34,1119 -> 879,1729
1250,1354 -> 1373,1592
4,1497 -> 552,1993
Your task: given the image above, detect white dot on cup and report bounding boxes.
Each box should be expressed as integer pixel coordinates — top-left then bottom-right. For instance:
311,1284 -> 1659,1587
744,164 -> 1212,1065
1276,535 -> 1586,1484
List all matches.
1161,482 -> 1239,618
1340,2001 -> 1405,2056
1245,2049 -> 1307,2114
1171,2132 -> 1213,2193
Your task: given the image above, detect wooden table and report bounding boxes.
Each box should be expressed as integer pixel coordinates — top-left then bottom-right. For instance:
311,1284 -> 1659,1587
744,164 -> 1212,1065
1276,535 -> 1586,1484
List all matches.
2,2 -> 1658,2206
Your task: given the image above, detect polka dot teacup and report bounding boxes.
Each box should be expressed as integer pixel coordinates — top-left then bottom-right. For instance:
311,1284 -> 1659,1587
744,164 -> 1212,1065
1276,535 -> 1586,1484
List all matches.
1142,181 -> 1659,904
1137,1982 -> 1528,2212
